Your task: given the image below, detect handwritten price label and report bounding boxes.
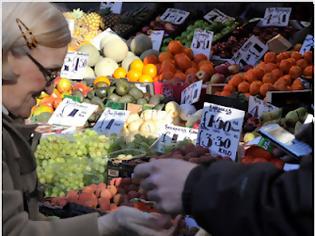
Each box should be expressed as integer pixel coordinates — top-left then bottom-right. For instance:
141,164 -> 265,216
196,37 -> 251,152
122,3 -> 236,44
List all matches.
232,35 -> 268,67
248,96 -> 279,118
300,34 -> 314,55
157,124 -> 198,153
93,108 -> 129,135
190,29 -> 213,58
261,8 -> 292,27
149,30 -> 164,51
48,98 -> 98,127
181,80 -> 203,105
160,8 -> 190,25
100,2 -> 123,14
203,9 -> 234,23
197,102 -> 245,161
60,52 -> 89,80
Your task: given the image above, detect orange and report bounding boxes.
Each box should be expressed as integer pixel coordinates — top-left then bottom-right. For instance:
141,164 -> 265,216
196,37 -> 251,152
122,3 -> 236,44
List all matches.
262,73 -> 275,84
113,67 -> 127,79
289,66 -> 302,79
238,81 -> 250,93
138,74 -> 153,83
296,59 -> 308,70
127,70 -> 142,82
303,65 -> 313,77
279,60 -> 291,74
304,51 -> 313,64
142,64 -> 157,78
93,76 -> 111,86
159,52 -> 174,62
291,51 -> 302,61
271,68 -> 283,79
143,54 -> 159,65
264,52 -> 277,63
130,59 -> 144,72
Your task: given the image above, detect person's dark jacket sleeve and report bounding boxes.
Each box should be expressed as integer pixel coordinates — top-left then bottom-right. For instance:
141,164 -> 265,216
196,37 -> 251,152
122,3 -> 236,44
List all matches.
182,156 -> 313,236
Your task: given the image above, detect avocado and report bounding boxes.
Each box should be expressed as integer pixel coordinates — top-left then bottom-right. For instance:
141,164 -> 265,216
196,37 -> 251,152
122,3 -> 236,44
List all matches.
108,94 -> 121,103
137,98 -> 147,105
95,81 -> 108,88
116,85 -> 129,96
87,90 -> 96,100
129,87 -> 144,100
149,95 -> 162,106
95,87 -> 107,99
119,94 -> 135,104
107,86 -> 116,96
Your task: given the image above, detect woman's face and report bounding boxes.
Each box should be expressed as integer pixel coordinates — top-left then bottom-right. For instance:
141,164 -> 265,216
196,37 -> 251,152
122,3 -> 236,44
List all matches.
3,45 -> 67,118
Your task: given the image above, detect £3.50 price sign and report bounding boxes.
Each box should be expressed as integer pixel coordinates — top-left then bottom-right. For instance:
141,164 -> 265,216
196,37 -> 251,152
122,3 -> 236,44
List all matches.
197,103 -> 245,161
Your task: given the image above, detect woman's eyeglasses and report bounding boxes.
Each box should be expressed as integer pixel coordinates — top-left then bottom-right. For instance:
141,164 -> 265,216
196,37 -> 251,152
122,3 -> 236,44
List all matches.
26,53 -> 60,86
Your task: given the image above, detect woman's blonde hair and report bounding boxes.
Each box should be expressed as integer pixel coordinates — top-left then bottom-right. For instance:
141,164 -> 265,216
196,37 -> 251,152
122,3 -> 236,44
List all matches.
2,2 -> 71,80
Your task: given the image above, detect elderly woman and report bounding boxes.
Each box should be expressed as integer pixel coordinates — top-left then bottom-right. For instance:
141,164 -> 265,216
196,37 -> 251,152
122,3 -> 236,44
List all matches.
2,2 -> 176,236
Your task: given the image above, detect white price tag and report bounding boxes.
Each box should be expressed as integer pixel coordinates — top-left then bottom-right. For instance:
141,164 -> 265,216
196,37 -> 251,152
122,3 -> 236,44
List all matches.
66,19 -> 75,36
160,8 -> 190,25
100,2 -> 123,14
190,29 -> 213,58
232,35 -> 268,67
300,34 -> 314,55
157,124 -> 198,153
149,30 -> 164,51
248,96 -> 279,118
197,103 -> 245,161
60,52 -> 89,80
181,80 -> 203,105
48,98 -> 98,127
261,8 -> 292,27
203,9 -> 235,23
93,108 -> 129,135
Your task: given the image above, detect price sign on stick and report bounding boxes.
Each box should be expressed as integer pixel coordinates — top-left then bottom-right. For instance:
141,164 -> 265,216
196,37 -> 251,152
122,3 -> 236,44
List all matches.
157,124 -> 198,153
60,52 -> 89,80
204,9 -> 235,23
197,102 -> 245,161
261,8 -> 292,27
191,29 -> 214,58
100,2 -> 123,14
160,8 -> 190,25
300,34 -> 314,55
232,35 -> 268,67
48,98 -> 98,127
150,30 -> 164,51
181,80 -> 203,105
248,96 -> 279,118
94,108 -> 129,135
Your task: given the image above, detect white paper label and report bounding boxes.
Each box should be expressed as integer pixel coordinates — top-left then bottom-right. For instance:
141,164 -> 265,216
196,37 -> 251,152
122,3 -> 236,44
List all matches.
196,102 -> 245,161
261,8 -> 292,27
60,52 -> 89,80
149,30 -> 164,51
160,8 -> 190,25
157,124 -> 198,153
91,28 -> 117,50
93,108 -> 129,135
203,9 -> 235,23
190,29 -> 213,58
248,96 -> 279,118
181,80 -> 203,105
232,35 -> 268,67
283,163 -> 300,172
300,34 -> 314,55
66,19 -> 75,37
100,2 -> 123,14
48,98 -> 98,127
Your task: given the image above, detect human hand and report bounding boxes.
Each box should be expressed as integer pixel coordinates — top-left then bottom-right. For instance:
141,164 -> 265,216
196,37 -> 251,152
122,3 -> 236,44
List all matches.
98,206 -> 180,236
133,159 -> 197,215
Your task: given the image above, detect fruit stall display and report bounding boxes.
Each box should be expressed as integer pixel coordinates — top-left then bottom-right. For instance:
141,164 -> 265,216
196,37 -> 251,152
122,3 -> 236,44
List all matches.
27,3 -> 314,235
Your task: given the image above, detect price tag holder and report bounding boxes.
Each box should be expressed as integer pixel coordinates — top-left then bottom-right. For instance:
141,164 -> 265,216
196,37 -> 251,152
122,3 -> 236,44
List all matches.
160,8 -> 190,25
157,124 -> 198,153
48,98 -> 98,127
93,108 -> 130,135
300,34 -> 314,55
261,8 -> 292,27
197,102 -> 245,161
190,29 -> 214,58
181,80 -> 203,105
248,96 -> 279,118
149,30 -> 164,51
232,35 -> 268,67
60,52 -> 89,80
100,2 -> 123,14
203,9 -> 235,23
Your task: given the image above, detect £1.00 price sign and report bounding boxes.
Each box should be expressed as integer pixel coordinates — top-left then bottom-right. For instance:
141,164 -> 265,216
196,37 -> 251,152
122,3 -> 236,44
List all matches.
160,8 -> 190,25
191,29 -> 214,59
261,8 -> 292,27
48,98 -> 98,127
60,52 -> 89,80
197,103 -> 245,161
93,108 -> 129,135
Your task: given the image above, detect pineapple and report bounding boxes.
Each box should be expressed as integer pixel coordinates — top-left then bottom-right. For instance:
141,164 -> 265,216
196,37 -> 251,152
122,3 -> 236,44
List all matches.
78,12 -> 103,32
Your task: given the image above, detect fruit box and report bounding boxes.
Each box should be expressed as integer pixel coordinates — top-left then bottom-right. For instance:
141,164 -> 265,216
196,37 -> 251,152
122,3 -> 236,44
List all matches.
106,158 -> 149,184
